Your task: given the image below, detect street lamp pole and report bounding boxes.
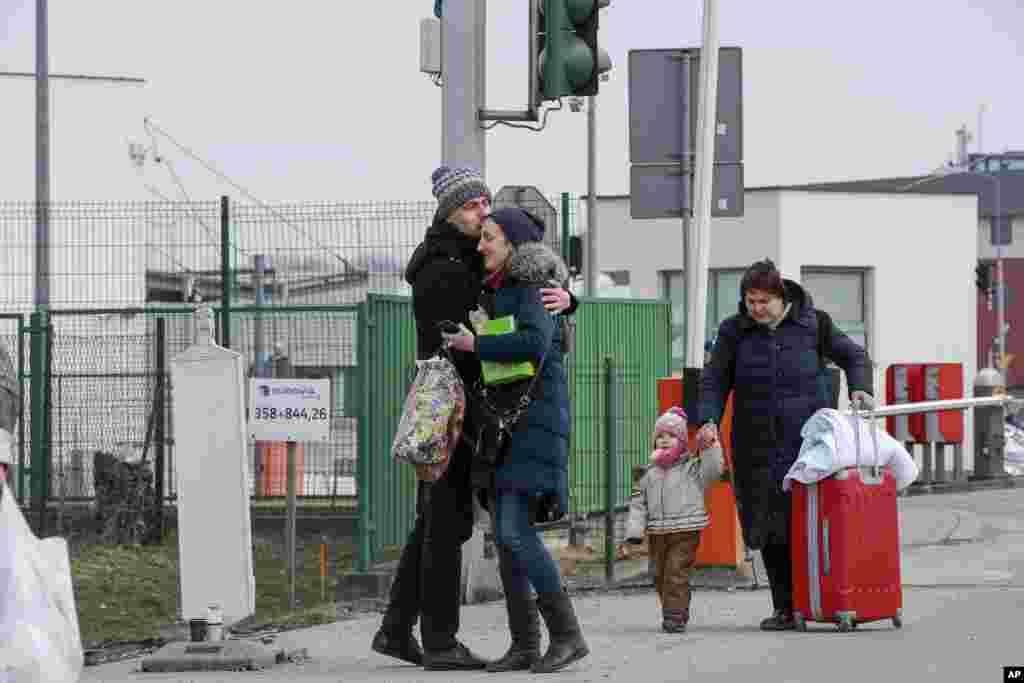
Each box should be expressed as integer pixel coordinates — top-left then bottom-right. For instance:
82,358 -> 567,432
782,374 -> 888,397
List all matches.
35,0 -> 50,311
995,170 -> 1006,381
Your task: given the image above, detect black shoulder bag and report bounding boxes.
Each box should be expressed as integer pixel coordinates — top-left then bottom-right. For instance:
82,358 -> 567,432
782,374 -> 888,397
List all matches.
473,351 -> 548,472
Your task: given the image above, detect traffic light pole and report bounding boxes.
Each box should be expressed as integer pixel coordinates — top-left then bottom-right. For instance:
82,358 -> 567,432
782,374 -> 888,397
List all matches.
586,95 -> 598,296
686,0 -> 719,368
442,0 -> 503,605
441,0 -> 486,170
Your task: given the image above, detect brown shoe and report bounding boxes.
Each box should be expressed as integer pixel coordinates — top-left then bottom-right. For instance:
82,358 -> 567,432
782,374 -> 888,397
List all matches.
759,609 -> 796,631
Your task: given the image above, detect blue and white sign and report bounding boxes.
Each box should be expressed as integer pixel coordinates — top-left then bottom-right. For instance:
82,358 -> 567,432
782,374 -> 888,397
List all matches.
249,379 -> 331,442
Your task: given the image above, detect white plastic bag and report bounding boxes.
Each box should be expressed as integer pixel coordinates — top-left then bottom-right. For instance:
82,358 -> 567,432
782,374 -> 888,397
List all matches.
0,482 -> 83,683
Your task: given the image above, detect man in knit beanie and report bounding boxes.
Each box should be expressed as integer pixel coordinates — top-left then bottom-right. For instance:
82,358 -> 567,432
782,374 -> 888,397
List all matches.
431,166 -> 492,226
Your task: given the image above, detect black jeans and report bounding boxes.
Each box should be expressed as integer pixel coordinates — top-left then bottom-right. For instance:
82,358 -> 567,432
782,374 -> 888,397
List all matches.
380,443 -> 475,653
760,540 -> 794,612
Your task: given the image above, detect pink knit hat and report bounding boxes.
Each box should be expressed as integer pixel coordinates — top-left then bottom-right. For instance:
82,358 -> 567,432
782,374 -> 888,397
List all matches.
654,407 -> 688,442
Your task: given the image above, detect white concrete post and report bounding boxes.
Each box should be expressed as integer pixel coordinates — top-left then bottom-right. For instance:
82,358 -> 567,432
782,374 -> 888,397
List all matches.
171,305 -> 255,625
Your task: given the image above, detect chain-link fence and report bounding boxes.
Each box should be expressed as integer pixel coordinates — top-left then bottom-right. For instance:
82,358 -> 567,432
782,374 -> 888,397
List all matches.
0,195 -> 579,312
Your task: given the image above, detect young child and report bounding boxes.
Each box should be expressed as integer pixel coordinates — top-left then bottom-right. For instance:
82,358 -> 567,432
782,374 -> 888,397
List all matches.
626,407 -> 725,633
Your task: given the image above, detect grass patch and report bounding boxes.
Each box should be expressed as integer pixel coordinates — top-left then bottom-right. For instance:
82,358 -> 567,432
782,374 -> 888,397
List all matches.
71,531 -> 366,647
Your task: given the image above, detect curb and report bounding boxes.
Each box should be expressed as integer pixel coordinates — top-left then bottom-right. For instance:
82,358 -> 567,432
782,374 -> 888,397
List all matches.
901,474 -> 1024,497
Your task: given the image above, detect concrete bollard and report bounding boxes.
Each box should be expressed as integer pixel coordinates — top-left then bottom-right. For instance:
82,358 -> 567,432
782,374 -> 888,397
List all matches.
972,368 -> 1008,479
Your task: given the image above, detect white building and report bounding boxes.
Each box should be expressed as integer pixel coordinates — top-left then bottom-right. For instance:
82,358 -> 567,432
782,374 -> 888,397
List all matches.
583,186 -> 979,470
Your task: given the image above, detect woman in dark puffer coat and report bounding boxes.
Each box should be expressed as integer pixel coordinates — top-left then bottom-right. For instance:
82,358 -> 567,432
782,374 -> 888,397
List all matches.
696,259 -> 875,630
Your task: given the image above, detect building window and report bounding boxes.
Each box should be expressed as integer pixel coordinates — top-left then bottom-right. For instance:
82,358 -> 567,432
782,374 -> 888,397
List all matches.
800,268 -> 871,352
659,268 -> 744,370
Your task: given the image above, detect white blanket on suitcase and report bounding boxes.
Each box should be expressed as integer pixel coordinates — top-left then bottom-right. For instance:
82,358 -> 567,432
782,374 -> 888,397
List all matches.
784,409 -> 919,491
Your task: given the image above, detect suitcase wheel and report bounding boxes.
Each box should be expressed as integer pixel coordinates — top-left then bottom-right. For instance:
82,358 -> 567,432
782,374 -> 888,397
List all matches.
892,613 -> 903,629
793,611 -> 807,632
837,613 -> 855,632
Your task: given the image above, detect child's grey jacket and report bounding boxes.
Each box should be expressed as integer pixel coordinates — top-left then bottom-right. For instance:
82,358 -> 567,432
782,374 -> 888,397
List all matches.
625,446 -> 725,539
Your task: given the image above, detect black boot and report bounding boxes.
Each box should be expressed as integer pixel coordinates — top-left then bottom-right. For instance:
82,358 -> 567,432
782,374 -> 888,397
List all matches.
372,522 -> 424,665
371,629 -> 423,665
422,642 -> 489,671
760,608 -> 796,631
532,590 -> 589,673
487,551 -> 541,673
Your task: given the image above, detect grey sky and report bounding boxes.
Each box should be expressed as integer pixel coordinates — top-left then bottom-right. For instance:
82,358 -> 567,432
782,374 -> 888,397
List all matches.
1,0 -> 1021,202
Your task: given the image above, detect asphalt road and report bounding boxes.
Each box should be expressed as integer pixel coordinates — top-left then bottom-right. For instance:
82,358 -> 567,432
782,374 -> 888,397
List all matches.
83,486 -> 1024,682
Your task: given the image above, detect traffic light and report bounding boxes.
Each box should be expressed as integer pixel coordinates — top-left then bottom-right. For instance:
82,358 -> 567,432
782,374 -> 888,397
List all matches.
538,0 -> 612,101
976,262 -> 991,291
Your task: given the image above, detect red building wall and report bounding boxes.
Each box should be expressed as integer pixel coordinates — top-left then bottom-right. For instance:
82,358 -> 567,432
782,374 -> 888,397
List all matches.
978,257 -> 1024,387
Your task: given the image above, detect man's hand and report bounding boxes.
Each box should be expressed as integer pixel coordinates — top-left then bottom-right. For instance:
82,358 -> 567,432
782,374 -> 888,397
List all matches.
540,287 -> 571,313
442,323 -> 476,353
0,463 -> 8,481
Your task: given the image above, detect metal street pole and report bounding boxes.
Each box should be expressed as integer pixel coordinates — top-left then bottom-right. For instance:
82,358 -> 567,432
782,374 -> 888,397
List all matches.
440,0 -> 499,605
587,96 -> 598,296
441,0 -> 486,170
687,0 -> 719,369
996,171 -> 1006,381
35,0 -> 50,311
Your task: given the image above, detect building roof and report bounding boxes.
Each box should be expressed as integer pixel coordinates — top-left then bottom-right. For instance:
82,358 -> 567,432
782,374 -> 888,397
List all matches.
594,170 -> 1024,218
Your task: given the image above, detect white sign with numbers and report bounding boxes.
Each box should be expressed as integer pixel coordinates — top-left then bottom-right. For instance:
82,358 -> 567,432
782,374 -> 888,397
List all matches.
248,379 -> 330,442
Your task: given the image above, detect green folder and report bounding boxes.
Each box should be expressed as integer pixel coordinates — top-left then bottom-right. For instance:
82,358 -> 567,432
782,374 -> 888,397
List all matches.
479,315 -> 536,386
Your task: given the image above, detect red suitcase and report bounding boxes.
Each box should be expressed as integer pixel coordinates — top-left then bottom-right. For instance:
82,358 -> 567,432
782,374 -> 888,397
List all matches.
790,414 -> 904,631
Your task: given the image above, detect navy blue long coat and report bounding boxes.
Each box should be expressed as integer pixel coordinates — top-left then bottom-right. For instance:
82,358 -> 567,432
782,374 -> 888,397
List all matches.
697,280 -> 873,549
474,243 -> 571,514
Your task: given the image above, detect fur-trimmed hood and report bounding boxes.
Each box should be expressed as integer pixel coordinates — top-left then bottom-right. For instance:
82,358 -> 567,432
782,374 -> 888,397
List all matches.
505,241 -> 570,287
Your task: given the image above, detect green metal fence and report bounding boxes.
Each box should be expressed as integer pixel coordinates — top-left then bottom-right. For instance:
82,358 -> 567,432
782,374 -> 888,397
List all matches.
8,295 -> 669,571
568,298 -> 672,516
354,294 -> 671,570
357,295 -> 419,570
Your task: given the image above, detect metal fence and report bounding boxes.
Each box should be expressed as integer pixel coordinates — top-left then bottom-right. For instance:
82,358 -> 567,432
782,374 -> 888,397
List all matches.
0,195 -> 577,312
0,196 -> 680,573
0,194 -> 579,510
354,294 -> 672,570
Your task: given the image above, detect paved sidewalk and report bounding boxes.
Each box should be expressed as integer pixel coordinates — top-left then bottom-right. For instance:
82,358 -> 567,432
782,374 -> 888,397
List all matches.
82,488 -> 1009,682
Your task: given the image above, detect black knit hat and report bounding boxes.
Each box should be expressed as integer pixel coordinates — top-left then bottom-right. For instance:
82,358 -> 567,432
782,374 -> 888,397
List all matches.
489,208 -> 545,247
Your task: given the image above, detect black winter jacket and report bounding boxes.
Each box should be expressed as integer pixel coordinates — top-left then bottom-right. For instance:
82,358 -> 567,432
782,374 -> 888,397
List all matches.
404,216 -> 487,388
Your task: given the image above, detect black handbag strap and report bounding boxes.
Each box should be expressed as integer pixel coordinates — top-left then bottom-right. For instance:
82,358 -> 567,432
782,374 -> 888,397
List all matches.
476,349 -> 548,430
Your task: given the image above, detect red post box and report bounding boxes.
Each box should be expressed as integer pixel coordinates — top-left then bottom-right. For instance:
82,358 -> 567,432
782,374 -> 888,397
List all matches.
885,364 -> 926,442
922,363 -> 964,443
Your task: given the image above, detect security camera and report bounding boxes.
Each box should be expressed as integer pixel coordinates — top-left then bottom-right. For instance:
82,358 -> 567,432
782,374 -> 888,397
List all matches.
128,142 -> 147,167
568,96 -> 585,113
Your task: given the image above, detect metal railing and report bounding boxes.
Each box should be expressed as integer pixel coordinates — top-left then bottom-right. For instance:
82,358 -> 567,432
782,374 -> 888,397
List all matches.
855,395 -> 1015,484
855,396 -> 1015,417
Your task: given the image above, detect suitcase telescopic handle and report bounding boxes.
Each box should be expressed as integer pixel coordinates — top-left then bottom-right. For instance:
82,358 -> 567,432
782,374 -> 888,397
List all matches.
850,406 -> 883,481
